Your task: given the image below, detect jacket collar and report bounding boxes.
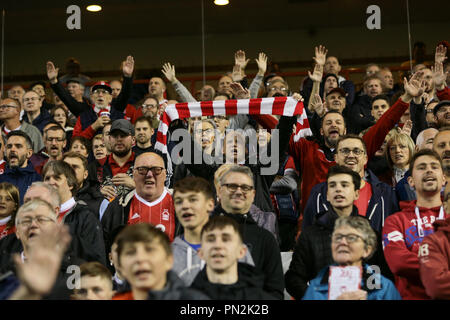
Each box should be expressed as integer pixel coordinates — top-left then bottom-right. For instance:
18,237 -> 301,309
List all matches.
315,205 -> 359,230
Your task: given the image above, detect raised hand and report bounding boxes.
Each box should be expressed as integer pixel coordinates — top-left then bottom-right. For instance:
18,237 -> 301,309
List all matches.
231,64 -> 243,82
432,62 -> 447,90
230,82 -> 250,99
46,61 -> 59,84
313,45 -> 328,66
12,224 -> 71,298
161,63 -> 177,84
310,93 -> 325,116
291,92 -> 304,102
255,52 -> 268,76
122,55 -> 135,77
235,50 -> 250,71
435,44 -> 447,65
400,119 -> 413,136
308,64 -> 324,82
403,71 -> 425,101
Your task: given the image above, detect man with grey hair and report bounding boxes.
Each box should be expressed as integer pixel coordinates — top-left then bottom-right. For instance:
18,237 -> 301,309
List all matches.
7,85 -> 25,103
212,165 -> 285,299
0,199 -> 80,299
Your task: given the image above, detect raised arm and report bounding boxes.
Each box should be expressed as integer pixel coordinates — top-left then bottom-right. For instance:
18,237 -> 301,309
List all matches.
111,55 -> 134,112
47,61 -> 87,117
249,52 -> 267,99
161,62 -> 197,102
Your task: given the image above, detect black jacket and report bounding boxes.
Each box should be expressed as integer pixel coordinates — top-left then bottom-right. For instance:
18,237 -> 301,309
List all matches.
147,270 -> 209,300
347,94 -> 375,134
212,206 -> 284,300
190,263 -> 277,300
63,202 -> 107,266
285,206 -> 359,300
76,180 -> 105,219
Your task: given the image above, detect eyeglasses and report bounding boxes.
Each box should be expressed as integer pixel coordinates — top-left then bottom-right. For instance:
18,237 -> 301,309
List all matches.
194,128 -> 214,135
426,109 -> 434,114
338,148 -> 365,156
134,166 -> 165,176
221,183 -> 254,192
46,137 -> 65,142
17,216 -> 56,227
0,104 -> 18,110
332,233 -> 364,243
269,87 -> 287,92
23,97 -> 40,102
142,104 -> 157,109
93,89 -> 110,95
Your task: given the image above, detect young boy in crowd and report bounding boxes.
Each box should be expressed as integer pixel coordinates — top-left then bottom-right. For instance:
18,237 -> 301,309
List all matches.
71,262 -> 115,300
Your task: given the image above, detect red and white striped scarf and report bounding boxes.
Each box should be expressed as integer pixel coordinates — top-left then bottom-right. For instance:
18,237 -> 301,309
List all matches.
155,96 -> 311,155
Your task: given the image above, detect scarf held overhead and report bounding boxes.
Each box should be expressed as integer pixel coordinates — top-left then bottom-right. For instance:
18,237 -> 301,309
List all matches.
155,96 -> 311,155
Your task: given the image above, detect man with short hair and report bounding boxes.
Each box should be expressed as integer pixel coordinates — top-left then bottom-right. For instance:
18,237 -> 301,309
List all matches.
0,97 -> 44,153
416,128 -> 439,151
190,215 -> 276,300
217,75 -> 233,98
71,262 -> 115,300
418,182 -> 450,300
171,176 -> 254,286
383,149 -> 449,299
148,77 -> 168,104
92,134 -> 108,160
109,79 -> 137,123
377,67 -> 396,97
212,165 -> 284,299
63,151 -> 106,219
21,90 -> 52,133
432,128 -> 450,179
322,55 -> 355,105
101,151 -> 176,252
433,100 -> 450,129
0,131 -> 41,203
33,124 -> 67,175
286,165 -> 362,300
41,161 -> 106,265
132,116 -> 156,157
303,135 -> 398,233
7,86 -> 25,103
89,119 -> 136,201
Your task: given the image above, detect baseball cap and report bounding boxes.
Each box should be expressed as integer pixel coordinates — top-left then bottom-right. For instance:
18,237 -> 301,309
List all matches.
110,119 -> 135,136
433,100 -> 450,116
65,77 -> 83,85
327,87 -> 347,98
91,81 -> 112,94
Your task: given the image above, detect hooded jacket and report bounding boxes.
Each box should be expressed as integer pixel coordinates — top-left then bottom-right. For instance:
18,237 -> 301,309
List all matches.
76,180 -> 105,219
112,270 -> 209,300
302,264 -> 401,300
212,206 -> 284,299
190,263 -> 277,300
419,215 -> 450,299
285,206 -> 360,300
302,169 -> 399,233
382,200 -> 448,300
171,236 -> 255,286
0,163 -> 42,204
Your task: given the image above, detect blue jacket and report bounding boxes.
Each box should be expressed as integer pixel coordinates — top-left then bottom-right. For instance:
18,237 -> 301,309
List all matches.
22,108 -> 52,134
0,163 -> 42,204
395,170 -> 416,201
302,169 -> 399,232
302,264 -> 401,300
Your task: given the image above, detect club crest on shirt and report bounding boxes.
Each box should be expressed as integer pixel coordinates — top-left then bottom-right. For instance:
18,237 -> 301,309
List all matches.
162,209 -> 170,221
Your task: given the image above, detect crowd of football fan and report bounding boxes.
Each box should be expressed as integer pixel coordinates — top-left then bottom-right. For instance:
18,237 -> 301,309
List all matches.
0,41 -> 449,300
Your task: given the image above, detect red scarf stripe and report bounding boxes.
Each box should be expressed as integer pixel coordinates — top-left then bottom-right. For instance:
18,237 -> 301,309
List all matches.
224,99 -> 238,115
249,98 -> 262,115
200,101 -> 214,116
272,96 -> 288,114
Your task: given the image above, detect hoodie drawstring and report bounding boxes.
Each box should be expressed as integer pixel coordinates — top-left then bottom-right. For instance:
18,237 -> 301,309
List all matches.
415,206 -> 445,238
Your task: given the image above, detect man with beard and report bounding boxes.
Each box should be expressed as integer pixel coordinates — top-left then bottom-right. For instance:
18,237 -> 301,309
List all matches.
383,149 -> 448,299
303,135 -> 398,233
0,97 -> 44,153
432,101 -> 450,129
89,119 -> 136,201
132,116 -> 157,157
0,131 -> 41,204
278,74 -> 425,229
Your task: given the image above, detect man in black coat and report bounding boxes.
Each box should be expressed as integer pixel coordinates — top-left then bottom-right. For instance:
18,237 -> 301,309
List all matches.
191,215 -> 276,300
212,165 -> 284,299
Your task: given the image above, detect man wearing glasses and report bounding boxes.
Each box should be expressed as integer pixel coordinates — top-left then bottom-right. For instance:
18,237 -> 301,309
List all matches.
21,90 -> 52,134
101,151 -> 176,254
0,97 -> 44,153
212,165 -> 284,300
33,125 -> 67,175
303,134 -> 398,233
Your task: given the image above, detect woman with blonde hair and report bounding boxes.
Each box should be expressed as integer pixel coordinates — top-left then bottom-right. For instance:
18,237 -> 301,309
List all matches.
380,132 -> 415,186
0,182 -> 20,240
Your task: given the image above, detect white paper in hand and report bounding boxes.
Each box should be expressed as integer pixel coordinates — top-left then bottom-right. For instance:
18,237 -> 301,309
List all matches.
328,266 -> 362,300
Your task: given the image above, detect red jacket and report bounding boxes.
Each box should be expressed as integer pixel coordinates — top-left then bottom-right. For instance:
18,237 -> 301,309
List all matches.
419,215 -> 450,299
382,200 -> 448,300
288,98 -> 409,213
437,87 -> 450,101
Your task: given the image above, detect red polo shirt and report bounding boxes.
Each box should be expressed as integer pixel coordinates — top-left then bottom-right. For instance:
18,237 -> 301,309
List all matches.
108,152 -> 135,176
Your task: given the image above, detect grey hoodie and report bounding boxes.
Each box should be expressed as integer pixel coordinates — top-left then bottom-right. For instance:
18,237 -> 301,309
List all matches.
171,236 -> 255,286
